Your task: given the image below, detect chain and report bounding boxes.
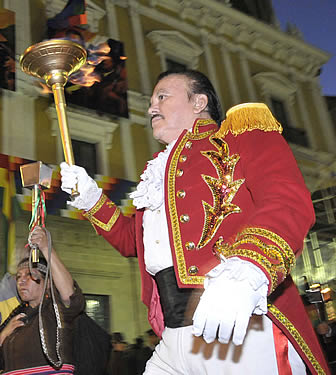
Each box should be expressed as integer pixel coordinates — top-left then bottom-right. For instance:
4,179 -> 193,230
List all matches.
37,228 -> 63,369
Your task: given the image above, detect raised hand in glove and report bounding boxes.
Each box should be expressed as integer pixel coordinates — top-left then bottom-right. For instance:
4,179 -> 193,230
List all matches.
192,257 -> 268,346
60,162 -> 102,211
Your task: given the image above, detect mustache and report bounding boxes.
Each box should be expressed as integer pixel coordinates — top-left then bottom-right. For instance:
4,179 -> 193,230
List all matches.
150,113 -> 163,126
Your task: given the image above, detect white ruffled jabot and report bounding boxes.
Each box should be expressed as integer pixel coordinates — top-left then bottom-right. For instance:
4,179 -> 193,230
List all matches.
130,141 -> 175,210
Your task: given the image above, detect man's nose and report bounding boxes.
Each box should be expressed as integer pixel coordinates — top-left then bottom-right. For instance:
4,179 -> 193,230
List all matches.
148,101 -> 158,116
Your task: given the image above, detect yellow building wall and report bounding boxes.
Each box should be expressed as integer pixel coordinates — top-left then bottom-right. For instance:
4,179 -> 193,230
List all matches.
108,124 -> 126,179
131,123 -> 152,177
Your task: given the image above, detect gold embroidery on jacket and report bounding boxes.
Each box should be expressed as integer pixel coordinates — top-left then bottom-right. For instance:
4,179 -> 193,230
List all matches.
194,118 -> 216,134
198,136 -> 244,249
84,194 -> 108,220
240,227 -> 296,272
83,194 -> 121,232
167,121 -> 218,285
268,304 -> 326,375
213,227 -> 296,293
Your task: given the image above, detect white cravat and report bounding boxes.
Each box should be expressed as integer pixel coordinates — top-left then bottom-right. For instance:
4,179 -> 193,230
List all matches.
129,141 -> 176,275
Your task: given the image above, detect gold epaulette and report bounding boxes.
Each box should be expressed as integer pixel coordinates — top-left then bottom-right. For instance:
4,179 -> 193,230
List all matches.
216,103 -> 283,137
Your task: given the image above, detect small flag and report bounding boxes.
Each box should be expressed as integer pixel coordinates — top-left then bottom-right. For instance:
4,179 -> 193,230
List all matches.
0,273 -> 19,324
0,159 -> 22,275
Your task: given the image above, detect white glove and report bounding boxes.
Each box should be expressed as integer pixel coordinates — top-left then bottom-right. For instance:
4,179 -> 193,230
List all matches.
60,162 -> 102,211
192,257 -> 268,346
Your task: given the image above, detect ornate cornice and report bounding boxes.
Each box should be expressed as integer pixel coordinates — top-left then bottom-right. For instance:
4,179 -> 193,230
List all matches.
140,0 -> 330,78
253,72 -> 297,99
147,30 -> 203,68
47,105 -> 118,150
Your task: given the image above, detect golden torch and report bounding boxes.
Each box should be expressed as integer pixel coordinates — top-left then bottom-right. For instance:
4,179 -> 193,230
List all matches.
20,39 -> 87,196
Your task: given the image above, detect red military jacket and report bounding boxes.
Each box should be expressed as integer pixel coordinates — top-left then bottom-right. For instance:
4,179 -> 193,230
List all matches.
83,106 -> 330,375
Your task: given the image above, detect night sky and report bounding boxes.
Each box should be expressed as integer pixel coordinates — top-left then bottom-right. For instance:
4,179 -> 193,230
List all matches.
272,0 -> 336,96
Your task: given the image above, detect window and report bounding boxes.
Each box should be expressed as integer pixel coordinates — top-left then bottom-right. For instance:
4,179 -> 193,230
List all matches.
271,98 -> 289,129
84,294 -> 110,332
47,107 -> 118,175
72,140 -> 97,178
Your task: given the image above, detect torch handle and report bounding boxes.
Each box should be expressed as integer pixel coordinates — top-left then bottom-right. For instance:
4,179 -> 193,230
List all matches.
51,83 -> 79,197
52,83 -> 75,165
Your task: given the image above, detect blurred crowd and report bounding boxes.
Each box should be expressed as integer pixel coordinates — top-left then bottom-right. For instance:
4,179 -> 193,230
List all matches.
106,329 -> 160,375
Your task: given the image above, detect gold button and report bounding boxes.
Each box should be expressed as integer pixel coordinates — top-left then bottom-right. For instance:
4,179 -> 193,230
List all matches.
180,214 -> 190,223
177,190 -> 186,199
185,242 -> 195,250
179,155 -> 187,163
185,141 -> 192,149
155,240 -> 160,244
176,169 -> 184,177
188,265 -> 198,275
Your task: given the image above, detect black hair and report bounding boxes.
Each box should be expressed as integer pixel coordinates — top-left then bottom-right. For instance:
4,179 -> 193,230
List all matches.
156,69 -> 223,126
111,331 -> 124,344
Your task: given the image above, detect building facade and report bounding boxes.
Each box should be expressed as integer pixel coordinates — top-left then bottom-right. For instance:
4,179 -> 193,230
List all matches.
0,0 -> 335,341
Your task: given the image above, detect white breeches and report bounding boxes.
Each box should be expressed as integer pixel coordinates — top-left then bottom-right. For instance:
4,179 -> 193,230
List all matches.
144,315 -> 306,375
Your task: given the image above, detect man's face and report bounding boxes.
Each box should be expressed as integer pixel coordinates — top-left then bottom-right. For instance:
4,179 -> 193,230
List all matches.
16,267 -> 44,308
148,75 -> 200,144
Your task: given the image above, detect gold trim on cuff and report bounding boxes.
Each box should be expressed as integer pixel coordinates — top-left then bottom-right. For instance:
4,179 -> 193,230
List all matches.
240,227 -> 296,271
83,194 -> 121,232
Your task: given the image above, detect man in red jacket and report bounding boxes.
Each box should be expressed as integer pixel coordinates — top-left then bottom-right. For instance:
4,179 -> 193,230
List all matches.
61,70 -> 330,374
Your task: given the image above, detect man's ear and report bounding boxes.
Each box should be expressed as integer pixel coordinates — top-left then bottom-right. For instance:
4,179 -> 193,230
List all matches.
193,94 -> 208,114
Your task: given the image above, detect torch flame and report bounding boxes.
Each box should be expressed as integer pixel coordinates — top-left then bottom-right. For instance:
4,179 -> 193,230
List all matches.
88,42 -> 111,55
35,38 -> 127,94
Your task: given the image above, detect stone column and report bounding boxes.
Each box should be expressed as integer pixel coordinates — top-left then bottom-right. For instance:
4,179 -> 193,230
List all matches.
128,0 -> 160,154
128,0 -> 151,96
294,79 -> 317,150
238,50 -> 257,102
105,0 -> 120,40
308,79 -> 336,152
220,43 -> 240,106
200,29 -> 224,109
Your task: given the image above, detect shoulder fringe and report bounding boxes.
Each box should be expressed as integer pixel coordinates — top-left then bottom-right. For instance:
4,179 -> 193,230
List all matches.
216,102 -> 283,137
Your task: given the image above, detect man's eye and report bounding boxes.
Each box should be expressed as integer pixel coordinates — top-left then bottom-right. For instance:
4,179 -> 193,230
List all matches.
158,94 -> 165,100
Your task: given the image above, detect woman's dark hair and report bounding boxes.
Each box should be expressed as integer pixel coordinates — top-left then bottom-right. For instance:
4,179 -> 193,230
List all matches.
156,69 -> 223,126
